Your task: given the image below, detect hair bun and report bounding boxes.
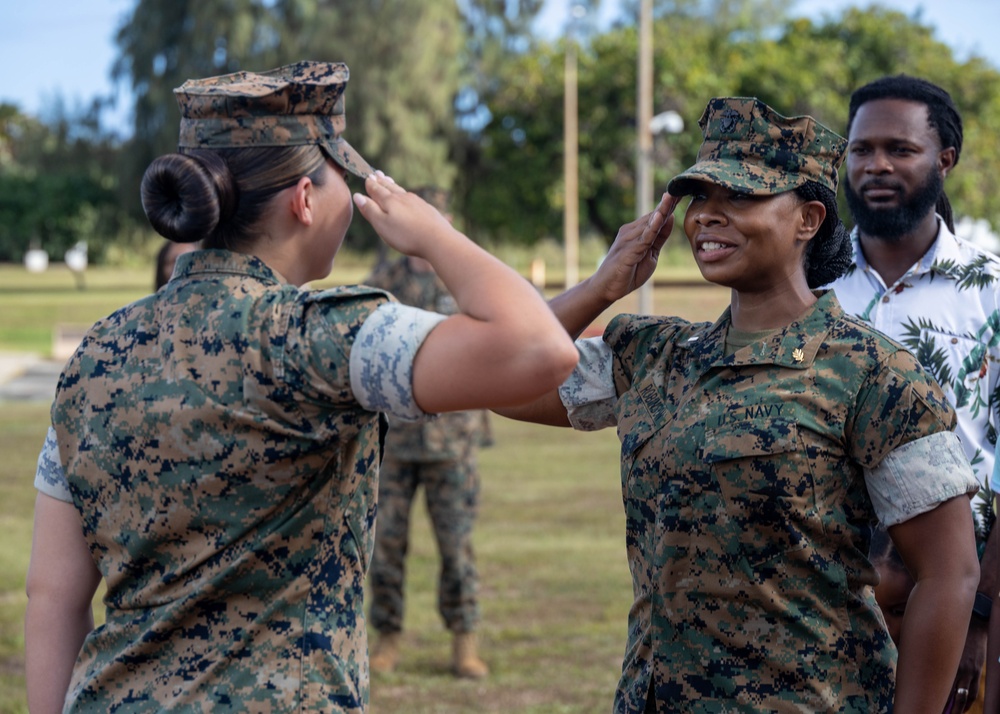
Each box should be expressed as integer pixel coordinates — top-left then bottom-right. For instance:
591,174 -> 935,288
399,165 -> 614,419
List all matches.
141,153 -> 236,243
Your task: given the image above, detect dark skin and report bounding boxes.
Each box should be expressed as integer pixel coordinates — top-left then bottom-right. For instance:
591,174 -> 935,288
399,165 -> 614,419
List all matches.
847,98 -> 954,287
848,97 -> 998,712
498,185 -> 980,711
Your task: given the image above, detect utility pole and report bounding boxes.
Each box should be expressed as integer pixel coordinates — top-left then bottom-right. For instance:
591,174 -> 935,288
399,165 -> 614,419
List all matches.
563,3 -> 585,290
636,0 -> 654,314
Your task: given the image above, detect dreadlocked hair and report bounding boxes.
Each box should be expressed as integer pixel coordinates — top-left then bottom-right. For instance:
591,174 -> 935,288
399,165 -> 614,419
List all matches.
847,74 -> 963,232
794,181 -> 852,288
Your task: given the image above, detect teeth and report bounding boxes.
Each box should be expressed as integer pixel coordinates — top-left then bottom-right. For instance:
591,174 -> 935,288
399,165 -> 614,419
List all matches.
701,241 -> 727,251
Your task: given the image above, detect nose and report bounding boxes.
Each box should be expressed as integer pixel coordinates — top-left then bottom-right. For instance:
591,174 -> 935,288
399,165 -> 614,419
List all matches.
692,197 -> 725,227
864,149 -> 893,175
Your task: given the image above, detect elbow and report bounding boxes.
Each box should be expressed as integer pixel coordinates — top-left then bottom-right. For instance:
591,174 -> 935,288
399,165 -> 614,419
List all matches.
533,334 -> 579,391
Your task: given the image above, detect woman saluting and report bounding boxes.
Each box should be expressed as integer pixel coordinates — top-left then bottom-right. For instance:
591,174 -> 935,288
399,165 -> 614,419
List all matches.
502,97 -> 981,713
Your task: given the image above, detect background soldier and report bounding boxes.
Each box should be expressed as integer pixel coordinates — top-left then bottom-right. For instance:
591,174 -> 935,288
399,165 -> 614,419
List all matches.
367,187 -> 491,679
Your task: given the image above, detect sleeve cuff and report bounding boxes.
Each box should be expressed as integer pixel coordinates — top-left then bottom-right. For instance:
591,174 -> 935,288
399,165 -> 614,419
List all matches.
34,426 -> 73,503
866,430 -> 980,527
559,337 -> 617,431
349,302 -> 447,423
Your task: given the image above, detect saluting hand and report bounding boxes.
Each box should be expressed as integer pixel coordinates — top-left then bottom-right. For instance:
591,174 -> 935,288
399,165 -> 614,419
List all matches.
353,172 -> 459,258
592,193 -> 679,303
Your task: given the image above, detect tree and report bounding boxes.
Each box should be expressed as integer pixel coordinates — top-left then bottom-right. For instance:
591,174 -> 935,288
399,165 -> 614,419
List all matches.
0,101 -> 136,263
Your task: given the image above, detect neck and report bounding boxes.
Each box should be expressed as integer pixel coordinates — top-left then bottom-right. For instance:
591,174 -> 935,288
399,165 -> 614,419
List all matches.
858,212 -> 940,287
244,234 -> 315,287
729,281 -> 816,331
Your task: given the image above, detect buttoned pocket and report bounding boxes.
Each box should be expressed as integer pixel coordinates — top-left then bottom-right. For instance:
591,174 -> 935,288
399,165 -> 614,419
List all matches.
702,419 -> 819,572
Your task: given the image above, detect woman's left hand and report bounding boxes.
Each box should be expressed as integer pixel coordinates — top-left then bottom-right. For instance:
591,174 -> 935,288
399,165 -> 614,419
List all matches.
591,193 -> 680,303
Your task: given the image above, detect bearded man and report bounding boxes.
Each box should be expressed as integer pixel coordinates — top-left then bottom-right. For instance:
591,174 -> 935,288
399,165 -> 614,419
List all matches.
827,74 -> 1000,714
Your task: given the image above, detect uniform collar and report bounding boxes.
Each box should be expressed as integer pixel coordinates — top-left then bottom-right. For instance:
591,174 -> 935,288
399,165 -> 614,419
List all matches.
173,249 -> 290,285
680,290 -> 841,372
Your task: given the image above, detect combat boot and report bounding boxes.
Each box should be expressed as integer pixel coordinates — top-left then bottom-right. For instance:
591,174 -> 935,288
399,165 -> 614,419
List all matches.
370,631 -> 401,674
452,632 -> 489,679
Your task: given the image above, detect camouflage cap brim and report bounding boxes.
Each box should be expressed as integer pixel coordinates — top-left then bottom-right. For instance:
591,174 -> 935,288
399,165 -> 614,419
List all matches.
323,137 -> 374,179
667,159 -> 803,197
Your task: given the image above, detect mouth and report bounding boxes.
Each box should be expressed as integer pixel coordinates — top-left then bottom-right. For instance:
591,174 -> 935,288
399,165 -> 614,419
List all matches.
860,182 -> 903,204
693,236 -> 737,261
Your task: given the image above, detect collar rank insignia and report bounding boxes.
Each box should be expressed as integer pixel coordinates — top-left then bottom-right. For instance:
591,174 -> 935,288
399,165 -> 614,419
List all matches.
792,348 -> 805,363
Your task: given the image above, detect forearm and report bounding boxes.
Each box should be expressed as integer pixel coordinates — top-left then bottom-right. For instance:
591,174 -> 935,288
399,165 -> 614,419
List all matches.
25,594 -> 93,713
25,492 -> 101,712
493,390 -> 572,427
895,575 -> 979,712
410,233 -> 578,412
546,275 -> 616,339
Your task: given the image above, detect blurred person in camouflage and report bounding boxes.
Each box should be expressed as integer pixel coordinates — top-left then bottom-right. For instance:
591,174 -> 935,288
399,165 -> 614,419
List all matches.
366,187 -> 491,679
23,62 -> 577,713
498,96 -> 981,712
825,74 -> 1000,714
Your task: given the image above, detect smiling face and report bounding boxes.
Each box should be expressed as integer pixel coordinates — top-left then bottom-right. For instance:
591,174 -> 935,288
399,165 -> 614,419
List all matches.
844,98 -> 953,241
682,181 -> 818,294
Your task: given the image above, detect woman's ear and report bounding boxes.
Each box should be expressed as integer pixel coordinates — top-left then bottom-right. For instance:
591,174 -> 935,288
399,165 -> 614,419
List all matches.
798,200 -> 827,242
289,176 -> 315,226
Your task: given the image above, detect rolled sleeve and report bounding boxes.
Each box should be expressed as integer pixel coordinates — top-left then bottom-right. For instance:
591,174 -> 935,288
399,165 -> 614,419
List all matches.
34,426 -> 72,503
349,302 -> 447,423
865,430 -> 980,527
560,337 -> 617,431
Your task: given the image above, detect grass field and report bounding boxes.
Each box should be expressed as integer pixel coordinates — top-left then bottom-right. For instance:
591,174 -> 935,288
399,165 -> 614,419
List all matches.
0,255 -> 730,713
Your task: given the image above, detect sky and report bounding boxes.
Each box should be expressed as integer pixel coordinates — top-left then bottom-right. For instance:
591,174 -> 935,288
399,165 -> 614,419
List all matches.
2,0 -> 1000,136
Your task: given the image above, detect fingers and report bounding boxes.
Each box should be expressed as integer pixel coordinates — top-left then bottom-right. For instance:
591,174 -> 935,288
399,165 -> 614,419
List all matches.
638,193 -> 680,248
365,171 -> 406,196
353,172 -> 404,216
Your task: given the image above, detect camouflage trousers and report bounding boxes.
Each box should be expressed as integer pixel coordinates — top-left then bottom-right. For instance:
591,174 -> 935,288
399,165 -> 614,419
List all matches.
369,448 -> 481,634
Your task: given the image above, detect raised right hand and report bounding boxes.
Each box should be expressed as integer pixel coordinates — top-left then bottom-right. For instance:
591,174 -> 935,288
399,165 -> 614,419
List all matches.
353,172 -> 458,258
591,193 -> 680,303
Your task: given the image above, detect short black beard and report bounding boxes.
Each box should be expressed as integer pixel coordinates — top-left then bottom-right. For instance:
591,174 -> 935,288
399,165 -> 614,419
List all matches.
844,169 -> 944,243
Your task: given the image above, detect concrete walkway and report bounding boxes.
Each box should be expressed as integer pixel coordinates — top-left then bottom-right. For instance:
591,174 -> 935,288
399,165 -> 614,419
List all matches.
0,352 -> 63,402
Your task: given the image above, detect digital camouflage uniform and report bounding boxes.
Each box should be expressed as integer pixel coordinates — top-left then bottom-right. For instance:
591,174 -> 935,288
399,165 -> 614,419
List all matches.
598,292 -> 964,713
559,99 -> 979,712
46,62 -> 392,712
365,257 -> 484,634
51,251 -> 389,711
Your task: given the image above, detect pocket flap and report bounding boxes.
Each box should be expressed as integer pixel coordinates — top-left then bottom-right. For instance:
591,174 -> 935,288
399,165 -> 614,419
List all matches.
701,419 -> 798,463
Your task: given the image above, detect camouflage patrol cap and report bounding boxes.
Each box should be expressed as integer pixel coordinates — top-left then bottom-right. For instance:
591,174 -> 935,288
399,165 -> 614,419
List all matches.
667,97 -> 846,197
174,60 -> 374,178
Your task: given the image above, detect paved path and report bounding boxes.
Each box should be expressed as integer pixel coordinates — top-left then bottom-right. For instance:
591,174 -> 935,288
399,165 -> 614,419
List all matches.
0,352 -> 63,402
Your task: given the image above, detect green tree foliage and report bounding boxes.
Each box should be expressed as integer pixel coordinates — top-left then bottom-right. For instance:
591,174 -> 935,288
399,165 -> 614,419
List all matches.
112,0 -> 467,248
465,1 -> 1000,246
7,1 -> 1000,263
0,102 -> 135,263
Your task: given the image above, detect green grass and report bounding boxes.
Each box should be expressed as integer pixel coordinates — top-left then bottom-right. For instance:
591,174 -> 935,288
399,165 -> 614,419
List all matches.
0,249 -> 723,357
0,253 -> 730,712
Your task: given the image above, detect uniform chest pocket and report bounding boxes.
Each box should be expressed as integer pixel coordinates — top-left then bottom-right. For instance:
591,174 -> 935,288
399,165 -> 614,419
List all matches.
702,419 -> 820,572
